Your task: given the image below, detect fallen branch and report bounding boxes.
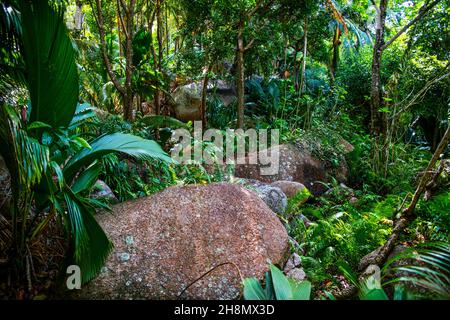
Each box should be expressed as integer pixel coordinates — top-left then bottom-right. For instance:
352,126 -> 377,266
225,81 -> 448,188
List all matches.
334,126 -> 450,299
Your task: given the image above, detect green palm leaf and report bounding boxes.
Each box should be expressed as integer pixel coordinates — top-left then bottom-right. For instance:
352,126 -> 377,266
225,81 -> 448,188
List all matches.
19,0 -> 79,128
139,115 -> 189,129
63,190 -> 113,283
270,264 -> 293,300
64,133 -> 173,181
0,2 -> 25,88
243,277 -> 267,300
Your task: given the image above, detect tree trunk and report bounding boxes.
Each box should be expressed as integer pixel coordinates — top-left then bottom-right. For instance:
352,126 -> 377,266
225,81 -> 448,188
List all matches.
117,2 -> 123,57
153,0 -> 163,116
300,17 -> 308,95
201,65 -> 212,128
329,26 -> 340,86
236,30 -> 245,129
74,0 -> 84,32
370,0 -> 390,136
123,0 -> 136,121
93,0 -> 135,121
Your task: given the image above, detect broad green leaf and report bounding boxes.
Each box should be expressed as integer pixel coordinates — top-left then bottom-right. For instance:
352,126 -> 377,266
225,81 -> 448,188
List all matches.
291,280 -> 312,300
270,264 -> 293,300
27,121 -> 52,131
71,161 -> 101,194
140,115 -> 189,129
243,277 -> 267,300
20,0 -> 79,128
265,271 -> 275,300
361,288 -> 389,300
63,190 -> 113,283
64,133 -> 174,182
72,136 -> 92,150
69,103 -> 98,129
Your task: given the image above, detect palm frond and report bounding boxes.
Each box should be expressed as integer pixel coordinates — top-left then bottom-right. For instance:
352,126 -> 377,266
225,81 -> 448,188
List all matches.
384,242 -> 450,299
69,103 -> 99,130
326,0 -> 348,35
63,190 -> 113,283
0,2 -> 25,95
0,104 -> 49,189
19,0 -> 79,128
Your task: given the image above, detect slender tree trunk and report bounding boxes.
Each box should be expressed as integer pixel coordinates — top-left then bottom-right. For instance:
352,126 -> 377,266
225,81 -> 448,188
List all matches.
201,65 -> 212,128
300,17 -> 308,95
74,0 -> 84,32
116,1 -> 123,57
93,0 -> 135,121
330,26 -> 340,86
369,0 -> 440,136
370,0 -> 388,136
124,0 -> 136,121
147,6 -> 157,68
153,0 -> 163,116
165,3 -> 169,57
236,30 -> 245,129
293,50 -> 299,92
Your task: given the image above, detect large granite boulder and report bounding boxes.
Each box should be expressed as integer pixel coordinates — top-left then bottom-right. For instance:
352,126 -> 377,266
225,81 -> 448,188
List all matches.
234,144 -> 324,195
75,183 -> 289,299
234,143 -> 349,196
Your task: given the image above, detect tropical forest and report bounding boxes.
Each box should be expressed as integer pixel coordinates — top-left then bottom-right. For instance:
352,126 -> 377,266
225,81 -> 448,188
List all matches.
0,0 -> 449,303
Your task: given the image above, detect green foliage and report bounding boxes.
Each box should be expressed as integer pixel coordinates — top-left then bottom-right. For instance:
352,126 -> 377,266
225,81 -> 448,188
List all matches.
290,193 -> 395,284
383,242 -> 450,299
132,28 -> 152,66
0,0 -> 171,285
243,264 -> 311,300
20,0 -> 79,128
412,191 -> 450,242
139,115 -> 189,130
64,132 -> 172,181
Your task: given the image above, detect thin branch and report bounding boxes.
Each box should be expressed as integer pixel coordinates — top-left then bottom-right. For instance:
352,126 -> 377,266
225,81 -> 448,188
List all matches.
381,0 -> 442,50
243,38 -> 255,51
403,125 -> 450,216
118,0 -> 129,14
177,262 -> 244,299
393,71 -> 450,118
116,0 -> 129,39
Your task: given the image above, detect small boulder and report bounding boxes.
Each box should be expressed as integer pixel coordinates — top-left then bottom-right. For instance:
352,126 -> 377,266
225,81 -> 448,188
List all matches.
283,253 -> 306,282
339,139 -> 354,154
271,181 -> 310,202
171,81 -> 236,121
90,180 -> 118,204
172,83 -> 202,121
283,253 -> 302,273
240,179 -> 287,215
286,268 -> 307,283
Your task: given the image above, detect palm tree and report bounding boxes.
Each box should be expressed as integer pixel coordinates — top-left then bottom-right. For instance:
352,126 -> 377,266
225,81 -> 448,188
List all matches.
0,0 -> 172,285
